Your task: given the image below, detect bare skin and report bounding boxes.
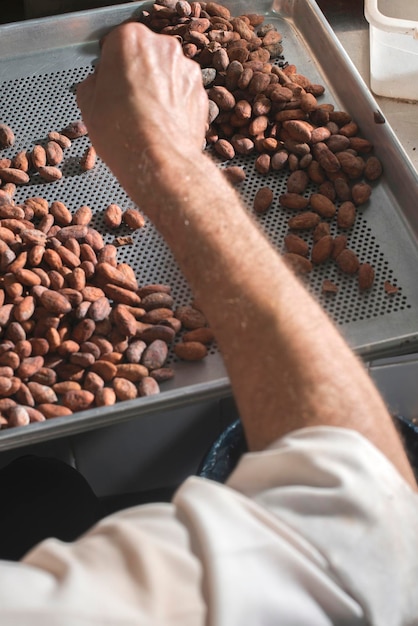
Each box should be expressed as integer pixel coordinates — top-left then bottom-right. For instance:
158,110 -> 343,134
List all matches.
77,23 -> 417,489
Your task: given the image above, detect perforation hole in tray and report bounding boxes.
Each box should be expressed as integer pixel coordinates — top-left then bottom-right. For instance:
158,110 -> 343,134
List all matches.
0,63 -> 410,358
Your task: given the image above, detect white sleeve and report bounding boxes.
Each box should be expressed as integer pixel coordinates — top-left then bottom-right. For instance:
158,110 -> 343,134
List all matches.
225,426 -> 418,626
2,504 -> 206,626
0,426 -> 416,626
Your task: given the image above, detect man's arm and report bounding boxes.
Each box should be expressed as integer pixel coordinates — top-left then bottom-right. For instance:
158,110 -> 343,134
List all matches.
77,23 -> 417,489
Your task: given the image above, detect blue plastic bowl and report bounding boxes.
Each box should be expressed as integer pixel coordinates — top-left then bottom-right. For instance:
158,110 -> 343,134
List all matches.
198,419 -> 247,483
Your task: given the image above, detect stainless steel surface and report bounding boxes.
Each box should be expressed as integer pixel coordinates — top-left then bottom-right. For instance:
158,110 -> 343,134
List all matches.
317,0 -> 418,172
1,0 -> 418,449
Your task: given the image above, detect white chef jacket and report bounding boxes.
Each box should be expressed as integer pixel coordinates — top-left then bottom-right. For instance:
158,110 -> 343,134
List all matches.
0,426 -> 417,625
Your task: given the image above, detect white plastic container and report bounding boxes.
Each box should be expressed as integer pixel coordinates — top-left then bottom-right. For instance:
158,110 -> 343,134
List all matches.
364,0 -> 418,101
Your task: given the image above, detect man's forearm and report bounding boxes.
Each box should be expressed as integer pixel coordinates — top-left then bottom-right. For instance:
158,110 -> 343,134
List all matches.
124,148 -> 417,489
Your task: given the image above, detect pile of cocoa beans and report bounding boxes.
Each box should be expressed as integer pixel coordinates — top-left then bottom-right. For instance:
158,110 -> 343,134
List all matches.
0,123 -> 214,429
0,120 -> 96,185
139,0 -> 392,295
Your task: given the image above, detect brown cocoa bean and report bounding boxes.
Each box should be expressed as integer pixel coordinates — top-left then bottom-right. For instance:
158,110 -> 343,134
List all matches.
112,377 -> 138,401
71,206 -> 92,228
309,193 -> 336,218
337,201 -> 356,229
336,152 -> 365,179
208,86 -> 236,110
112,304 -> 138,337
318,181 -> 336,202
214,139 -> 235,159
283,253 -> 313,275
231,135 -> 254,155
0,124 -> 15,149
311,235 -> 333,264
80,146 -> 97,171
307,160 -> 326,185
351,182 -> 372,206
349,137 -> 373,153
26,406 -> 46,422
287,170 -> 309,194
90,359 -> 117,382
364,156 -> 383,181
358,263 -> 375,291
62,389 -> 94,411
137,284 -> 171,298
53,380 -> 82,394
282,120 -> 312,143
104,204 -> 123,229
141,308 -> 174,325
80,341 -> 101,360
138,376 -> 160,396
96,262 -> 138,291
122,208 -> 145,230
141,339 -> 169,371
27,381 -> 58,404
8,405 -> 30,427
124,340 -> 146,364
182,328 -> 215,344
336,248 -> 360,274
174,305 -> 207,329
255,153 -> 271,175
174,341 -> 208,361
15,382 -> 35,407
150,367 -> 175,382
12,150 -> 29,172
254,187 -> 273,214
0,168 -> 30,185
30,366 -> 56,385
223,165 -> 246,184
50,200 -> 72,225
95,387 -> 116,407
284,233 -> 309,257
46,141 -> 64,166
56,246 -> 81,269
31,145 -> 47,169
17,355 -> 44,379
288,212 -> 321,230
139,325 -> 176,344
90,336 -> 113,355
48,131 -> 72,149
115,363 -> 149,382
61,120 -> 88,139
326,134 -> 350,153
87,297 -> 112,322
266,151 -> 287,173
56,224 -> 88,242
39,289 -> 72,315
312,143 -> 341,173
0,350 -> 20,369
37,403 -> 73,419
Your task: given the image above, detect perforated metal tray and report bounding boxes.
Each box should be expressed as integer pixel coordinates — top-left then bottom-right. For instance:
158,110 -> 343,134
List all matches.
1,0 -> 418,449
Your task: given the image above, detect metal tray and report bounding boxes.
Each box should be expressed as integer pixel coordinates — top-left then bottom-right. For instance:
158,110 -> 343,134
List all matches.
1,0 -> 418,450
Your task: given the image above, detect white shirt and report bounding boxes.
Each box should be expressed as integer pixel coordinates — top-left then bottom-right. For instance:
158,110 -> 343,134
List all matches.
0,426 -> 417,625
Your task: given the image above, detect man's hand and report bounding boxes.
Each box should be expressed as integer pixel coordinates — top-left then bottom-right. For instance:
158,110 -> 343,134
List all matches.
77,22 -> 208,197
